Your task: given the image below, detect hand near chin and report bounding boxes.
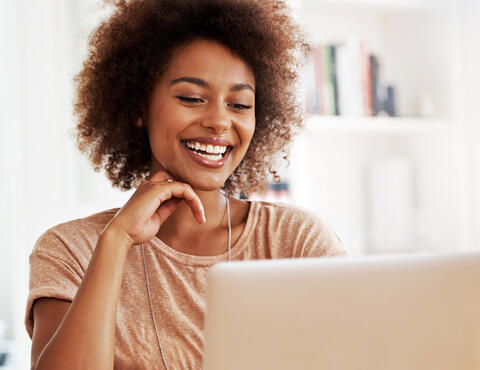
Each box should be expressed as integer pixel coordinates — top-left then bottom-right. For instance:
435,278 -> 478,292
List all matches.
103,170 -> 205,246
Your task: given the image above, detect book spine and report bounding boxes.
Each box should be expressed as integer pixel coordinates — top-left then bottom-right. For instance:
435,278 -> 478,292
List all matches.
313,46 -> 325,115
362,41 -> 373,116
369,55 -> 380,116
331,45 -> 340,116
326,45 -> 338,115
322,46 -> 332,115
336,37 -> 364,116
384,86 -> 396,117
304,50 -> 318,114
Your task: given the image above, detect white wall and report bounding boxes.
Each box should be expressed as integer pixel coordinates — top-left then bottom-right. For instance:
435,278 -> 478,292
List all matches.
0,0 -> 21,345
1,1 -> 130,368
454,0 -> 480,250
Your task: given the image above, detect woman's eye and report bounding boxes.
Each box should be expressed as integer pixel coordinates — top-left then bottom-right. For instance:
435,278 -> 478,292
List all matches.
176,96 -> 204,103
176,96 -> 251,110
230,103 -> 253,110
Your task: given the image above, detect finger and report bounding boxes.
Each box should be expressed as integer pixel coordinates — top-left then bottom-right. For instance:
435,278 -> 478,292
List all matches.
155,197 -> 182,224
158,183 -> 206,224
135,170 -> 174,190
170,185 -> 206,224
148,169 -> 174,183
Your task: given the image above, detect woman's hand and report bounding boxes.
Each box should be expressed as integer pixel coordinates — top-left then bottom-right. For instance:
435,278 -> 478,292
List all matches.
103,170 -> 206,246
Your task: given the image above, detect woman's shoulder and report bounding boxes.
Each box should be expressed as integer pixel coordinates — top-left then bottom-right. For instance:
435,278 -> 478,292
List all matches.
32,208 -> 120,258
250,200 -> 327,225
248,200 -> 348,257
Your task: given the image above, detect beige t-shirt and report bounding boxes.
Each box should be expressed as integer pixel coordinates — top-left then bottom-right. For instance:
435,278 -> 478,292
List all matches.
25,200 -> 347,369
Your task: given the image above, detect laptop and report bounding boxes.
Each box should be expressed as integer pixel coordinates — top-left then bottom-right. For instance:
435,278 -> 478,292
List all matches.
202,252 -> 480,370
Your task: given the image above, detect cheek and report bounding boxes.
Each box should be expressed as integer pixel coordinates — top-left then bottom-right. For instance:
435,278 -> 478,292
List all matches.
149,106 -> 182,145
148,121 -> 176,164
241,120 -> 256,149
148,132 -> 167,168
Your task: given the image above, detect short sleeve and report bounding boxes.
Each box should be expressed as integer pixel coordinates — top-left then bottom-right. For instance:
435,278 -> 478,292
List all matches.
285,206 -> 349,258
24,231 -> 84,339
299,217 -> 349,258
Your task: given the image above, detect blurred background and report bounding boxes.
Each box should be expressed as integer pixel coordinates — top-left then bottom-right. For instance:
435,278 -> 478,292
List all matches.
1,0 -> 479,368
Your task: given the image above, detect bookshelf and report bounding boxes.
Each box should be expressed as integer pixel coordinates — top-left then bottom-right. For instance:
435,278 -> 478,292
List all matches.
284,0 -> 465,256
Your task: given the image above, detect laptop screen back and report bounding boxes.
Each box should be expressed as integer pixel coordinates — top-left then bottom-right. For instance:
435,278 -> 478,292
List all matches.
203,252 -> 480,370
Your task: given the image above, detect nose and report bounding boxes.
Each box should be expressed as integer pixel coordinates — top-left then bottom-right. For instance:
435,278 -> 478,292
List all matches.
200,102 -> 231,132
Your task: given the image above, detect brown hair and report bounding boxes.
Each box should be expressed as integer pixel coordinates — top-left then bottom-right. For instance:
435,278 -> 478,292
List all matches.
73,0 -> 309,196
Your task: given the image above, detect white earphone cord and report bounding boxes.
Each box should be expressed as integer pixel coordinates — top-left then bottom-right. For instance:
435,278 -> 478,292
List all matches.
141,194 -> 231,369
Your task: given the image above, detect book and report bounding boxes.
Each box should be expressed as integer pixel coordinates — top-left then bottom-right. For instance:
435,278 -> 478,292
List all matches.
370,55 -> 380,116
304,49 -> 319,114
313,46 -> 325,114
321,46 -> 333,115
326,45 -> 339,115
304,38 -> 395,117
378,85 -> 396,117
362,43 -> 373,116
336,36 -> 371,116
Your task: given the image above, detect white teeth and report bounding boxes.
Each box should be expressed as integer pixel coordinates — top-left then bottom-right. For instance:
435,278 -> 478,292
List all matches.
195,152 -> 222,161
185,141 -> 228,154
214,145 -> 226,154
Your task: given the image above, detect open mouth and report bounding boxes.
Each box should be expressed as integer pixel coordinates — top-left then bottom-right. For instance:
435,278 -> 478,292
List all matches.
181,140 -> 233,162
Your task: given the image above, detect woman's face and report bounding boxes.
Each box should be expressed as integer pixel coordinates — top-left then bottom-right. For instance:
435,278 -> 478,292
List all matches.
146,39 -> 256,191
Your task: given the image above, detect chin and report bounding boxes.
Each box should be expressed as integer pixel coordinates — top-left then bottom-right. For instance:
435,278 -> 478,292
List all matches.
182,177 -> 226,192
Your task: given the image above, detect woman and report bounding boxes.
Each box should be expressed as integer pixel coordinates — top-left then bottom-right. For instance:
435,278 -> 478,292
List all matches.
25,0 -> 348,369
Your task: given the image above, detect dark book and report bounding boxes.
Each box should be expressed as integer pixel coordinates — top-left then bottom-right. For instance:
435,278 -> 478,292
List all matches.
377,84 -> 396,117
0,352 -> 8,366
329,45 -> 340,115
370,55 -> 381,116
383,85 -> 396,117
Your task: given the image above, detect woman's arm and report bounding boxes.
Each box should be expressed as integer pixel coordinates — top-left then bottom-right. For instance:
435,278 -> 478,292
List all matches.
32,228 -> 132,370
30,170 -> 205,369
31,298 -> 70,369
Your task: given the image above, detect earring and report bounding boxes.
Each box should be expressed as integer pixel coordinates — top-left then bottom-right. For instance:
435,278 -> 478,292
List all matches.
135,118 -> 144,128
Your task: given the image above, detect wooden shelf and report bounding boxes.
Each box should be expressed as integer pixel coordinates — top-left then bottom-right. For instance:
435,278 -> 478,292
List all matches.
303,115 -> 454,134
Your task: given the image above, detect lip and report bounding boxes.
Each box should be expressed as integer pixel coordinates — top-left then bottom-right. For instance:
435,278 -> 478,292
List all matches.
181,141 -> 232,169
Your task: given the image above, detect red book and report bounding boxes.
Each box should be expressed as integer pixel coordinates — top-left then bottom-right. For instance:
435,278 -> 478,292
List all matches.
361,40 -> 373,116
312,46 -> 325,115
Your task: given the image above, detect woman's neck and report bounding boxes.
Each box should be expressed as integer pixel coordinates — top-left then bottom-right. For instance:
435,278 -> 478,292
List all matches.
155,188 -> 229,243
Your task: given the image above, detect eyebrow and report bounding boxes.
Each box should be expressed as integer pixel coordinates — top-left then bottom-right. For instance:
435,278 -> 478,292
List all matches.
170,77 -> 255,93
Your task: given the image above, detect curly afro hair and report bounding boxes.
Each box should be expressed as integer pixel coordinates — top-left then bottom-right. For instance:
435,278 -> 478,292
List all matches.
73,0 -> 310,196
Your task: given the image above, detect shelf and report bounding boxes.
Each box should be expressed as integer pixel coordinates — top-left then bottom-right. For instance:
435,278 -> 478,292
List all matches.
0,340 -> 14,369
300,0 -> 449,14
288,0 -> 465,256
303,116 -> 454,134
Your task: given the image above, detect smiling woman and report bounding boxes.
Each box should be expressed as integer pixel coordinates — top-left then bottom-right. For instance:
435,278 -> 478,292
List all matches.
74,0 -> 307,197
24,0 -> 347,369
146,40 -> 256,191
